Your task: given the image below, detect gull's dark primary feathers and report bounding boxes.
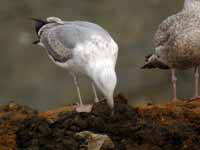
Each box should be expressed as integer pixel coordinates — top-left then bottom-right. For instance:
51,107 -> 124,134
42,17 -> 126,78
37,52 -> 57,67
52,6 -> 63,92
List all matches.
31,18 -> 47,35
141,54 -> 169,69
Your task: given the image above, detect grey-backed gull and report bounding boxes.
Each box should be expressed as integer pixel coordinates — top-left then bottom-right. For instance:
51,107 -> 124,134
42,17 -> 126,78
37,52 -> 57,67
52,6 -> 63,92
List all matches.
32,17 -> 118,112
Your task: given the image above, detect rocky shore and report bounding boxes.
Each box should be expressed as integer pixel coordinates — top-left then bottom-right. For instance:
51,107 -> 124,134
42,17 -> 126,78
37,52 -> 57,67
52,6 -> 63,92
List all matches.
0,94 -> 199,150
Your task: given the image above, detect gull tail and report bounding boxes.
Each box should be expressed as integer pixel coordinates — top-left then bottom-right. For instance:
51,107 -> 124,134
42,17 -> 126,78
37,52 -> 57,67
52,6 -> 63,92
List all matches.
141,54 -> 169,69
30,17 -> 47,35
32,40 -> 40,44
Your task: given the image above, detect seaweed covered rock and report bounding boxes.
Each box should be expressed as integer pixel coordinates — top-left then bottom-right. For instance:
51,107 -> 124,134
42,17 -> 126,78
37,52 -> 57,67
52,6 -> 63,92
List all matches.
17,117 -> 95,150
1,95 -> 200,150
0,101 -> 38,150
16,95 -> 136,150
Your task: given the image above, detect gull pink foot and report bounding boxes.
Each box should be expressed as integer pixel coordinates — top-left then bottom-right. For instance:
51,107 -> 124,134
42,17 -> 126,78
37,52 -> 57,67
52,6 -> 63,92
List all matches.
75,104 -> 93,113
190,96 -> 200,101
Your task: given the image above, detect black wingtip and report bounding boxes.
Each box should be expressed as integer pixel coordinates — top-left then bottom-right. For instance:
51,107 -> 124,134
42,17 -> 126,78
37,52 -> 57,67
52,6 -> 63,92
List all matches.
145,53 -> 153,62
156,63 -> 170,69
32,40 -> 40,44
30,17 -> 48,35
141,62 -> 156,69
141,61 -> 170,70
142,53 -> 170,70
29,17 -> 44,22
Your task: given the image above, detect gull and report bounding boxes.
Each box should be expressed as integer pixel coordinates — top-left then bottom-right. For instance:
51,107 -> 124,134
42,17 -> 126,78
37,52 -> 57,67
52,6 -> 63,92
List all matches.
142,0 -> 200,101
32,17 -> 118,112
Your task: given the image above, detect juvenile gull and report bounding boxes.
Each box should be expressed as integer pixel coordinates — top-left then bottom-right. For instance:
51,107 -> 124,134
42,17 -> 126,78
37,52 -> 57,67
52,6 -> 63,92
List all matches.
142,0 -> 200,100
32,17 -> 118,112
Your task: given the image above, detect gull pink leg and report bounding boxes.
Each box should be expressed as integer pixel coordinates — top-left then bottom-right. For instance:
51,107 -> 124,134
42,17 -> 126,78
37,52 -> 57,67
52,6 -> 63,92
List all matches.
194,66 -> 199,98
71,74 -> 92,113
92,82 -> 99,103
191,66 -> 200,100
171,69 -> 178,101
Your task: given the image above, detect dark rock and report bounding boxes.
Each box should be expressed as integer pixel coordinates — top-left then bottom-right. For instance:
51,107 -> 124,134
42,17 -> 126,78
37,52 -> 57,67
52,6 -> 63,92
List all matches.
0,95 -> 199,150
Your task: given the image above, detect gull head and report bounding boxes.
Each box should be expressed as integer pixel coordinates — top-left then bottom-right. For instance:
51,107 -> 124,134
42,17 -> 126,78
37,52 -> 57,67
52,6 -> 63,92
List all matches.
92,64 -> 117,110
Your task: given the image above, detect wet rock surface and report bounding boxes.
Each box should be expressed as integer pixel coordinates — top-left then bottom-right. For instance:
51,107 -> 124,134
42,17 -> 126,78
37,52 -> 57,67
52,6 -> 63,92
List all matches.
0,95 -> 200,150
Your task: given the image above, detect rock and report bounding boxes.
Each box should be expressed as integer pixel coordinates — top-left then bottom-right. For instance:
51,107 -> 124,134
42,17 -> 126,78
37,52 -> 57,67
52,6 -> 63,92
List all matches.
0,94 -> 200,149
76,131 -> 114,150
0,102 -> 38,150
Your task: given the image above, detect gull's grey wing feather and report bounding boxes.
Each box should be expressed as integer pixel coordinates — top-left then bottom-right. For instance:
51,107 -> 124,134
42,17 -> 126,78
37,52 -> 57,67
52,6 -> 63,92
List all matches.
40,21 -> 115,63
40,24 -> 82,63
72,21 -> 111,39
41,33 -> 71,63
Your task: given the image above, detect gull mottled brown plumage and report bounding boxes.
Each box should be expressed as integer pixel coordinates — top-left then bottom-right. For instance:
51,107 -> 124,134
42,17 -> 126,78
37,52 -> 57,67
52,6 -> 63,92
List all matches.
142,0 -> 200,100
